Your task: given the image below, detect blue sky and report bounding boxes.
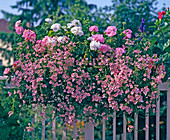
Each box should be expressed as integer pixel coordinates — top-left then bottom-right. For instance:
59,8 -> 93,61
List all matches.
0,0 -> 169,19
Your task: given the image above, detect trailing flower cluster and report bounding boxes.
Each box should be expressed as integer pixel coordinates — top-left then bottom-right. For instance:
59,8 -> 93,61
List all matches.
4,16 -> 166,128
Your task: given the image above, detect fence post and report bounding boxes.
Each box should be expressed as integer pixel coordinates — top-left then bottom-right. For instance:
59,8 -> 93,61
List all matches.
167,86 -> 170,140
123,112 -> 126,140
32,104 -> 36,139
113,111 -> 116,140
85,121 -> 94,140
73,122 -> 77,140
62,124 -> 66,140
134,113 -> 138,140
145,108 -> 149,140
52,108 -> 56,140
102,117 -> 105,140
41,105 -> 46,140
156,91 -> 160,140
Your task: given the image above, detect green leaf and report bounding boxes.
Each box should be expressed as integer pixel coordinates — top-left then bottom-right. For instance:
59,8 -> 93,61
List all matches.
149,25 -> 156,28
163,40 -> 170,53
161,26 -> 168,33
153,30 -> 160,35
150,37 -> 158,46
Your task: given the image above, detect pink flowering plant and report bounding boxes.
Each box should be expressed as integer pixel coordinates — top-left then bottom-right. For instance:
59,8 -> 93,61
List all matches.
4,11 -> 167,129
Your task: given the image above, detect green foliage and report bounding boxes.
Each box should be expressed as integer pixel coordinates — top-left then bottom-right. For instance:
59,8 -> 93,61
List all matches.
109,0 -> 159,34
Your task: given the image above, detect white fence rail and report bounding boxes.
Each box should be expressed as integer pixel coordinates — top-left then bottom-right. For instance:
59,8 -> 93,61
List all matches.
0,76 -> 169,140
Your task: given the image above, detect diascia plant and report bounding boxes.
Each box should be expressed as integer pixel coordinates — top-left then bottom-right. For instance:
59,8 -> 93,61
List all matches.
3,11 -> 167,128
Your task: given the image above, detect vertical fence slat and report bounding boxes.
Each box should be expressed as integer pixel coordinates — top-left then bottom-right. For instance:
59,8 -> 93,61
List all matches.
113,111 -> 116,140
134,113 -> 138,140
145,108 -> 149,140
102,117 -> 105,140
73,122 -> 77,140
62,125 -> 66,140
41,105 -> 46,140
85,122 -> 94,140
167,88 -> 170,140
156,91 -> 160,140
52,109 -> 56,140
32,104 -> 36,139
123,112 -> 126,140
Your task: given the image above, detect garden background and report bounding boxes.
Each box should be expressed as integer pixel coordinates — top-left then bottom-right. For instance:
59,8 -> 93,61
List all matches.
0,0 -> 169,139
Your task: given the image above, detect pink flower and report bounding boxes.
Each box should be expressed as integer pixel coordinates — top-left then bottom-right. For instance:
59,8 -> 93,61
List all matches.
15,20 -> 21,28
92,34 -> 105,43
89,25 -> 99,32
15,26 -> 24,35
26,126 -> 34,132
8,92 -> 12,96
105,26 -> 117,37
115,48 -> 125,55
123,29 -> 132,39
99,44 -> 108,53
127,125 -> 134,132
8,111 -> 13,117
3,68 -> 10,75
22,29 -> 36,43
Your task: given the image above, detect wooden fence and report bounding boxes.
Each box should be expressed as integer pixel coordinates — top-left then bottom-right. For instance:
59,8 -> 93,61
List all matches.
0,76 -> 169,140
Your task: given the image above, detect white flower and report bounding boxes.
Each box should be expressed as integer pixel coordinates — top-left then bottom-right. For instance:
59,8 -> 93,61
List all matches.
47,37 -> 56,44
51,23 -> 61,32
62,26 -> 67,31
67,23 -> 72,28
90,41 -> 101,50
71,27 -> 84,36
71,19 -> 82,27
78,31 -> 84,36
87,37 -> 92,41
45,18 -> 52,24
57,36 -> 66,44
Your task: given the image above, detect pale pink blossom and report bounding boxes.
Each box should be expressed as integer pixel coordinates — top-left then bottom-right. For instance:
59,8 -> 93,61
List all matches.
3,68 -> 10,75
89,25 -> 99,32
105,26 -> 117,37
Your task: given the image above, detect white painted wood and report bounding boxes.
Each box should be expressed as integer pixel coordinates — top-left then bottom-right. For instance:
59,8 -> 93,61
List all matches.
41,105 -> 46,140
85,122 -> 94,140
123,112 -> 126,140
113,111 -> 116,140
52,109 -> 56,140
32,104 -> 36,139
102,118 -> 105,140
156,91 -> 160,140
62,125 -> 66,140
167,87 -> 170,140
134,113 -> 138,140
0,76 -> 7,80
145,108 -> 149,140
73,122 -> 77,140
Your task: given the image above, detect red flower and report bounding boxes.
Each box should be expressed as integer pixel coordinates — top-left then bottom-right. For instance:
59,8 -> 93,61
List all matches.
158,11 -> 166,19
150,60 -> 154,64
161,11 -> 166,15
158,12 -> 163,19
